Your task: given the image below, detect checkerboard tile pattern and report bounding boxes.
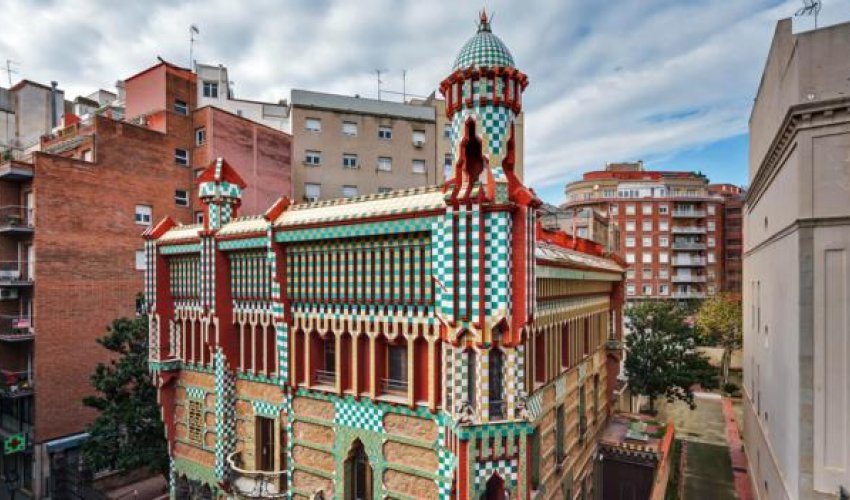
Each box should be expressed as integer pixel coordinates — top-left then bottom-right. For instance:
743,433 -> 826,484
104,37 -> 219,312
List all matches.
252,400 -> 280,419
213,348 -> 236,482
435,424 -> 456,499
451,106 -> 515,162
453,31 -> 515,70
484,211 -> 511,320
475,458 -> 519,495
334,399 -> 384,433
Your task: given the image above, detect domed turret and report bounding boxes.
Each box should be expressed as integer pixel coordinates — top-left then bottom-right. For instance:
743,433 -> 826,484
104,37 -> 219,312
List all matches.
452,11 -> 515,70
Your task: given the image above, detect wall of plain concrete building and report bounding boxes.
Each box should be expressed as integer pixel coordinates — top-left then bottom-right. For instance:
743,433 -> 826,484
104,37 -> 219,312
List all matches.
0,82 -> 65,150
195,63 -> 290,133
290,91 -> 437,201
744,17 -> 850,500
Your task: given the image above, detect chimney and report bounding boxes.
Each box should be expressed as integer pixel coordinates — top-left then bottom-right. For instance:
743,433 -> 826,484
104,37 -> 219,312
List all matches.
50,81 -> 59,128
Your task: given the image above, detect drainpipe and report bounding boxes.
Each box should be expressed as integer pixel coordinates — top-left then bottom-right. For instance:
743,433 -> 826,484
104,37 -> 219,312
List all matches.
50,81 -> 58,128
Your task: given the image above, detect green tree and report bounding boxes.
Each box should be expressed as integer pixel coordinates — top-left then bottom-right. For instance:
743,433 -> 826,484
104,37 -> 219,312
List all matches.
82,312 -> 169,478
696,293 -> 743,384
624,301 -> 717,412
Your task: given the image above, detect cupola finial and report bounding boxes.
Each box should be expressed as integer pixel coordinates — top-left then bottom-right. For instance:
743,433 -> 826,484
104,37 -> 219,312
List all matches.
478,8 -> 491,32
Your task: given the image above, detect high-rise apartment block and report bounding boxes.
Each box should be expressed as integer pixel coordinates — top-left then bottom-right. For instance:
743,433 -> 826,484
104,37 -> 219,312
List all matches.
0,59 -> 291,499
744,18 -> 850,499
565,162 -> 730,300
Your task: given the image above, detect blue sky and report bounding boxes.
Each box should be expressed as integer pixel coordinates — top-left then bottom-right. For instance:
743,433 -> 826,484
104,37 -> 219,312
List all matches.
1,0 -> 849,205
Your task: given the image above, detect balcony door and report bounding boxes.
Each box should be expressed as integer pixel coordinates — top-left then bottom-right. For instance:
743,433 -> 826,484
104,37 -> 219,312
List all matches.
24,191 -> 33,226
256,417 -> 275,472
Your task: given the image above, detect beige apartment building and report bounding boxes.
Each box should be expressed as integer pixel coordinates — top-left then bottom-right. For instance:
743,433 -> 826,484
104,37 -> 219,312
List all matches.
744,18 -> 850,500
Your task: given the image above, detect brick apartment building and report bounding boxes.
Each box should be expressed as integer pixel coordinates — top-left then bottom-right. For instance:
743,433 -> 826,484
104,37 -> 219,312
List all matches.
0,60 -> 290,499
708,183 -> 744,295
564,162 -> 735,300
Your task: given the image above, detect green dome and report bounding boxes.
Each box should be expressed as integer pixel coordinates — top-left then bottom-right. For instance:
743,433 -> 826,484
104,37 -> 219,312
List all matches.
452,17 -> 515,70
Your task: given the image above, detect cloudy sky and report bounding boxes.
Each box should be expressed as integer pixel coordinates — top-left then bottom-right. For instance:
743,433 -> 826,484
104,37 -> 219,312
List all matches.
2,0 -> 849,203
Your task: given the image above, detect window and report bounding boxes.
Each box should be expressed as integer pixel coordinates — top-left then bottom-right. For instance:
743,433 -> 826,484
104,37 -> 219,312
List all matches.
322,337 -> 336,380
625,253 -> 635,264
659,267 -> 669,279
377,187 -> 392,194
643,285 -> 653,296
555,404 -> 565,462
466,350 -> 476,409
642,220 -> 652,232
707,220 -> 716,231
342,153 -> 358,169
175,190 -> 189,207
488,348 -> 504,420
659,284 -> 669,295
625,204 -> 636,215
642,203 -> 652,215
386,344 -> 407,393
659,252 -> 669,264
305,118 -> 321,132
174,148 -> 189,166
610,204 -> 618,215
195,211 -> 204,224
81,149 -> 93,162
642,236 -> 652,247
625,269 -> 635,279
378,126 -> 392,140
187,400 -> 204,445
708,253 -> 716,263
659,220 -> 669,231
625,221 -> 636,232
642,268 -> 652,280
342,185 -> 358,198
342,121 -> 357,136
304,150 -> 321,166
174,99 -> 188,115
412,130 -> 426,146
195,127 -> 206,146
708,205 -> 716,215
708,237 -> 716,248
659,236 -> 669,247
625,237 -> 635,248
642,253 -> 652,264
377,157 -> 392,172
202,81 -> 218,98
135,250 -> 146,271
626,284 -> 636,296
135,204 -> 152,225
443,123 -> 452,138
304,183 -> 321,202
412,159 -> 426,174
659,204 -> 669,214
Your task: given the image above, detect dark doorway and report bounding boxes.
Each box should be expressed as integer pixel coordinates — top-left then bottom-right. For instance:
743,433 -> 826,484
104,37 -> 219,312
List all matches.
483,474 -> 506,499
344,440 -> 372,500
256,416 -> 276,471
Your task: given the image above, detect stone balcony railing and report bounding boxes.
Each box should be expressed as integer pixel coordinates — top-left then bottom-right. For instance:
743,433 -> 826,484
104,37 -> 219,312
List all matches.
227,452 -> 287,499
671,226 -> 706,234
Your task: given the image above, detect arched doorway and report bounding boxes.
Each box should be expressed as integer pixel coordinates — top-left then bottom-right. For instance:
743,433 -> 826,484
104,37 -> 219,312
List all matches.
344,440 -> 372,500
483,473 -> 506,499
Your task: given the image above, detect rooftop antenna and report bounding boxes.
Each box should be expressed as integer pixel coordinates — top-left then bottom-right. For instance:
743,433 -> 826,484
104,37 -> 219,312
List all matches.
375,69 -> 386,101
795,0 -> 822,29
189,24 -> 200,70
402,69 -> 407,101
3,60 -> 19,87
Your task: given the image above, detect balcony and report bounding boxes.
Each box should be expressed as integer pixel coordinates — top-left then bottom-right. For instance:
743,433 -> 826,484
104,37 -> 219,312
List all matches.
672,241 -> 706,251
381,377 -> 408,396
0,207 -> 33,235
671,226 -> 706,234
0,370 -> 33,398
672,210 -> 705,218
227,452 -> 287,499
672,275 -> 706,283
0,150 -> 34,181
672,291 -> 706,299
0,261 -> 33,286
314,369 -> 335,387
672,258 -> 706,266
0,316 -> 33,342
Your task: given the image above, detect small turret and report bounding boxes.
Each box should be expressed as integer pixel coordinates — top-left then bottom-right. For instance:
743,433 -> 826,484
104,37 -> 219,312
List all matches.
196,157 -> 247,230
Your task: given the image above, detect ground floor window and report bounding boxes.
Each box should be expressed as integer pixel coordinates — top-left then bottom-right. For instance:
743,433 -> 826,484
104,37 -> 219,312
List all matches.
344,440 -> 372,500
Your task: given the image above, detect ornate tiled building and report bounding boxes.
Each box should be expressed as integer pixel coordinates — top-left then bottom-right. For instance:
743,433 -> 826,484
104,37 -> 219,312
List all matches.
146,12 -> 624,499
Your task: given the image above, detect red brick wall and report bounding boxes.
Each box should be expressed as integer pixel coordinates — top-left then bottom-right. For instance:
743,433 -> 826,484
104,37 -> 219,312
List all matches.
31,116 -> 193,442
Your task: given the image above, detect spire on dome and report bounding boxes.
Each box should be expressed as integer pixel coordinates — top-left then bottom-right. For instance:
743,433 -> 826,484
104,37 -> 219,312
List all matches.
478,9 -> 491,33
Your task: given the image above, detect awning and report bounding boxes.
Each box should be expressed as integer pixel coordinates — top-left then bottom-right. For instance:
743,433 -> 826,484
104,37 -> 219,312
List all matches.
45,432 -> 89,453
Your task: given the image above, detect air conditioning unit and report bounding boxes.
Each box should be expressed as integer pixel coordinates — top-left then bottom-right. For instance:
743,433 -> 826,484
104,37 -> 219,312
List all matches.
413,139 -> 425,148
0,289 -> 19,300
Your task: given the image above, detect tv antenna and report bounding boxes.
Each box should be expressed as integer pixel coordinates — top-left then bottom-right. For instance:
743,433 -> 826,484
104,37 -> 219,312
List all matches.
375,69 -> 387,100
795,0 -> 822,29
3,60 -> 19,87
189,24 -> 200,70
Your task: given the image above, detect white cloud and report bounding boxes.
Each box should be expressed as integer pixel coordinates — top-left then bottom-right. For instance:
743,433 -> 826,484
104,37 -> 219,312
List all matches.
1,0 -> 848,201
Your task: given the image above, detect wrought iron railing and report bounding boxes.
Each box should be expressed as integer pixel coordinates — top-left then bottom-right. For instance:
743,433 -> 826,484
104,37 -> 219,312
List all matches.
227,451 -> 287,499
0,315 -> 33,340
381,377 -> 408,396
0,260 -> 32,281
314,369 -> 335,387
0,370 -> 33,397
0,206 -> 33,229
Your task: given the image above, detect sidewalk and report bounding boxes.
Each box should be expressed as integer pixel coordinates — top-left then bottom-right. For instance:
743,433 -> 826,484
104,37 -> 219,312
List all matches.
722,397 -> 753,500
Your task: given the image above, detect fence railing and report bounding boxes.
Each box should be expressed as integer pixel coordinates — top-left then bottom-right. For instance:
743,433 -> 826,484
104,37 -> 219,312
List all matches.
0,260 -> 32,281
227,451 -> 287,499
0,148 -> 33,163
0,369 -> 33,397
672,258 -> 706,266
672,210 -> 706,218
671,226 -> 706,234
0,206 -> 33,228
314,369 -> 335,387
671,242 -> 706,250
0,315 -> 33,338
381,378 -> 408,396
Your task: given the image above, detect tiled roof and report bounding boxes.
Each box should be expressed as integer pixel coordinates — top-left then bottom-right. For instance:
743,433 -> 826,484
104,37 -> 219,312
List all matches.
274,186 -> 445,227
453,29 -> 515,70
535,242 -> 623,273
216,215 -> 267,236
159,224 -> 202,242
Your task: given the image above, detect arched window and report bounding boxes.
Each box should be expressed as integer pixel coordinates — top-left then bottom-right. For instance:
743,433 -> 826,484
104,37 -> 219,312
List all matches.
488,348 -> 504,420
344,440 -> 372,500
466,349 -> 477,410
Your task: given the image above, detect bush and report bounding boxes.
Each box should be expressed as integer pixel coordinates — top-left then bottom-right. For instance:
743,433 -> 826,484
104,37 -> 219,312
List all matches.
722,382 -> 740,396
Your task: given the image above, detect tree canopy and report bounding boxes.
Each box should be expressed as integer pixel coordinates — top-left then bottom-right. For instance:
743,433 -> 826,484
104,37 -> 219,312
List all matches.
624,300 -> 717,411
695,292 -> 743,383
82,313 -> 168,477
